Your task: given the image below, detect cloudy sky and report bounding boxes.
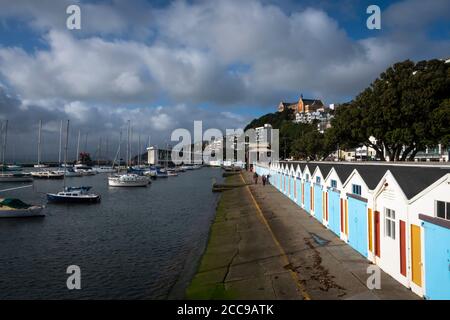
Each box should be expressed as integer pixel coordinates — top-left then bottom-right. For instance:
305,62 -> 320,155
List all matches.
0,0 -> 449,162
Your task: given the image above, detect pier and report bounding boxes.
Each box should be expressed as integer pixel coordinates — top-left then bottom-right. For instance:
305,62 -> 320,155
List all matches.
186,171 -> 418,299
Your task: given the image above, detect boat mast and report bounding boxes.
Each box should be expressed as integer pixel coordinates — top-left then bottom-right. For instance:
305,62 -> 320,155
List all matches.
138,135 -> 141,167
37,120 -> 42,165
76,130 -> 81,163
126,120 -> 130,168
1,120 -> 8,172
98,137 -> 102,167
58,120 -> 63,166
63,120 -> 69,189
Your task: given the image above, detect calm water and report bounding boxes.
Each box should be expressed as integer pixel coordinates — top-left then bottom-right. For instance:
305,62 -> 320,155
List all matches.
0,168 -> 222,299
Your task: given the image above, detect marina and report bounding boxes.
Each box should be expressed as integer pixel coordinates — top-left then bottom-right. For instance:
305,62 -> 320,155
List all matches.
0,166 -> 222,299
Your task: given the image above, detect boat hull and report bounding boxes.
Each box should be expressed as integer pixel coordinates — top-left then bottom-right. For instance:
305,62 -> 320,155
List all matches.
46,194 -> 101,203
108,178 -> 149,187
0,206 -> 45,218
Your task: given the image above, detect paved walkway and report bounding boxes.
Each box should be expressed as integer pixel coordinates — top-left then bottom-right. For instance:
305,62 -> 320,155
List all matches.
186,172 -> 419,300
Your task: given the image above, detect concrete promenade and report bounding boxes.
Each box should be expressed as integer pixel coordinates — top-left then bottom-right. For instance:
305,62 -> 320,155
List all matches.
186,171 -> 419,300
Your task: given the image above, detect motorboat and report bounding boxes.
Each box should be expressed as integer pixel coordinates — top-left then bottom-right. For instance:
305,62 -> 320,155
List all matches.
74,164 -> 97,175
47,186 -> 100,203
31,171 -> 64,179
166,169 -> 178,177
61,168 -> 83,177
155,168 -> 168,178
143,168 -> 157,178
108,174 -> 150,187
0,172 -> 33,182
0,198 -> 45,218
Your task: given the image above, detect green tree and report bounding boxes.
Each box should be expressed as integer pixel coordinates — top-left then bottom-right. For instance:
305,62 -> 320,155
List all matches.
331,59 -> 450,161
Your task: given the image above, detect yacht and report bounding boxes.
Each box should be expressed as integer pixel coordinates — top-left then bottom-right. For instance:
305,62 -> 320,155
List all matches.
46,121 -> 102,204
31,171 -> 64,179
95,166 -> 116,173
0,198 -> 45,218
61,168 -> 83,177
166,169 -> 178,177
0,172 -> 33,182
47,186 -> 100,203
74,164 -> 97,176
108,174 -> 150,187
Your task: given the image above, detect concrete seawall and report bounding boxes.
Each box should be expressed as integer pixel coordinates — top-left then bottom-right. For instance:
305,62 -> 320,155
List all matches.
186,171 -> 419,300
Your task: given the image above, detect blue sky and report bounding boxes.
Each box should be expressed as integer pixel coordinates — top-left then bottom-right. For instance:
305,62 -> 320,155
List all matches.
0,0 -> 449,161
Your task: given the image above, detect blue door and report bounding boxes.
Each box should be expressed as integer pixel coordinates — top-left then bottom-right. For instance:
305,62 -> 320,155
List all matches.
290,176 -> 295,199
328,190 -> 340,236
347,197 -> 368,257
304,182 -> 311,214
423,221 -> 450,300
296,178 -> 302,207
314,184 -> 323,222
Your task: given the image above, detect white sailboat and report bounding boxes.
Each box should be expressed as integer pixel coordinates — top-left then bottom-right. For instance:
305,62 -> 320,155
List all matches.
0,185 -> 45,218
47,120 -> 101,203
108,120 -> 149,187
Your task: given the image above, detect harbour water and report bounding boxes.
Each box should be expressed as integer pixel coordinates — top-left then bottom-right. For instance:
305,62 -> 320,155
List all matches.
0,168 -> 222,299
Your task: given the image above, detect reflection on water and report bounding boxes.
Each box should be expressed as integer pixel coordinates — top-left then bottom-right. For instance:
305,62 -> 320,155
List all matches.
0,168 -> 222,299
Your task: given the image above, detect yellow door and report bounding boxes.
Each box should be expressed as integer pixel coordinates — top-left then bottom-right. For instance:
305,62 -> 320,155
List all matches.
411,224 -> 422,287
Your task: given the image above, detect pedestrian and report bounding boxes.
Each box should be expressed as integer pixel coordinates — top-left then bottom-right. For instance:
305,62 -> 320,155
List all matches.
262,175 -> 266,186
253,172 -> 258,184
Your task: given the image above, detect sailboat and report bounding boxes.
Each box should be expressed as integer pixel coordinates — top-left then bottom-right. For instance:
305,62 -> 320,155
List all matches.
46,120 -> 101,203
0,120 -> 33,183
34,120 -> 48,168
108,120 -> 149,187
0,185 -> 45,218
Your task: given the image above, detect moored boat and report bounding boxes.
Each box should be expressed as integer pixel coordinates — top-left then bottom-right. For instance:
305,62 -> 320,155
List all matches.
0,198 -> 45,218
0,172 -> 33,182
47,186 -> 101,203
108,174 -> 150,187
31,170 -> 64,179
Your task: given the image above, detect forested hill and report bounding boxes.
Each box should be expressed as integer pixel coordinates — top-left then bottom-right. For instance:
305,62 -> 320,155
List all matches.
244,108 -> 295,131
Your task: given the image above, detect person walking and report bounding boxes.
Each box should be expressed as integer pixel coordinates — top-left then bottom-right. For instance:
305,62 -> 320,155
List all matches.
262,175 -> 266,186
253,172 -> 258,184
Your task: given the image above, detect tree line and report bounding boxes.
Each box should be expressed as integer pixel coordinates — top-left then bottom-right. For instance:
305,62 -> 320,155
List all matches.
246,59 -> 450,161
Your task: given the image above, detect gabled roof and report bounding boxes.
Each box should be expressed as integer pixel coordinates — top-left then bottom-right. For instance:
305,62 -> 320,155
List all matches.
278,161 -> 450,200
387,166 -> 450,199
302,98 -> 324,106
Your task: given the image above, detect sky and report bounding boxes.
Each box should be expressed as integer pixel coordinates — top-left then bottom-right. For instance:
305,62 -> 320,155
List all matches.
0,0 -> 449,162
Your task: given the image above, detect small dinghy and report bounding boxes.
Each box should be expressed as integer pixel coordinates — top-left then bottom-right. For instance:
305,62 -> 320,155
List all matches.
0,198 -> 45,218
47,186 -> 101,203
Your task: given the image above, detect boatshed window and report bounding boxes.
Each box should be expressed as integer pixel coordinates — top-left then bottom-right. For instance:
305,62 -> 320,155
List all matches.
436,201 -> 450,220
331,180 -> 337,188
316,176 -> 321,184
352,184 -> 362,195
385,208 -> 396,239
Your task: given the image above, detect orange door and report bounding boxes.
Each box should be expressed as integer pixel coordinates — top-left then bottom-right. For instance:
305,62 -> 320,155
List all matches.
368,208 -> 373,253
375,211 -> 380,257
411,224 -> 422,286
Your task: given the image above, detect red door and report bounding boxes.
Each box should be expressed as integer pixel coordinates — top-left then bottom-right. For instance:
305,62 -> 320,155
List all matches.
400,220 -> 406,276
375,211 -> 380,258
